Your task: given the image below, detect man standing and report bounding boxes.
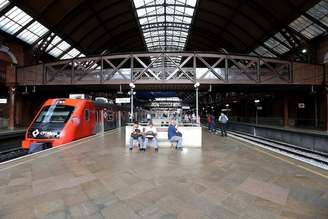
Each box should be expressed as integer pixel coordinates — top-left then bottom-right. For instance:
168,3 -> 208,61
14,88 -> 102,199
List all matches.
143,122 -> 159,152
207,114 -> 212,132
146,113 -> 151,122
168,120 -> 183,150
218,111 -> 228,136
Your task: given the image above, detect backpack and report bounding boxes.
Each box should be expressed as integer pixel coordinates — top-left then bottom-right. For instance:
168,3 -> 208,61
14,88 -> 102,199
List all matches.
219,115 -> 228,123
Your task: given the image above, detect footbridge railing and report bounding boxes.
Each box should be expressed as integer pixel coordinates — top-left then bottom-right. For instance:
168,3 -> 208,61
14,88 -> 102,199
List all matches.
16,52 -> 324,86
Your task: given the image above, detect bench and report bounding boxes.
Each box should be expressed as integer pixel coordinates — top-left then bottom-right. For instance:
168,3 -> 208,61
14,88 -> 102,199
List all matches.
125,126 -> 202,148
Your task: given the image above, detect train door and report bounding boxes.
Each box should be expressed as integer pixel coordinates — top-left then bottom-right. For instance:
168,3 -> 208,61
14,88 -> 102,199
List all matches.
100,109 -> 105,133
95,108 -> 105,134
80,105 -> 91,137
94,109 -> 99,134
107,110 -> 114,130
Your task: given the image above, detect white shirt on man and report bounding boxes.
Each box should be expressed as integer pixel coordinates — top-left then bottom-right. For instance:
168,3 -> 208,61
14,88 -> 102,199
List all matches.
144,126 -> 157,138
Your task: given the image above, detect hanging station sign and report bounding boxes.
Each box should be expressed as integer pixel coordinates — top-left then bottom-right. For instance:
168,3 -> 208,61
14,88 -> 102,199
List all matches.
256,106 -> 263,110
115,97 -> 130,104
0,98 -> 7,104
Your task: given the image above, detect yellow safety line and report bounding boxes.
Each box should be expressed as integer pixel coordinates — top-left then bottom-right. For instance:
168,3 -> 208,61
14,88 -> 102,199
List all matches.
229,136 -> 328,180
0,128 -> 120,171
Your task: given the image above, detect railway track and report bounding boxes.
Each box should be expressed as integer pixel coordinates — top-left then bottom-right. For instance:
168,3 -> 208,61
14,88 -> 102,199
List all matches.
0,147 -> 27,162
228,130 -> 328,170
0,130 -> 26,163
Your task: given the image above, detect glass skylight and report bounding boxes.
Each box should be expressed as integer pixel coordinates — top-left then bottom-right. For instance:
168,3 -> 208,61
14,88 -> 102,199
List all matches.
289,15 -> 325,39
273,32 -> 291,48
0,0 -> 9,11
0,4 -> 83,59
46,35 -> 62,51
60,48 -> 81,60
133,0 -> 197,52
254,46 -> 276,58
48,40 -> 71,58
0,6 -> 33,34
307,0 -> 328,26
264,37 -> 289,54
17,21 -> 49,44
253,0 -> 327,57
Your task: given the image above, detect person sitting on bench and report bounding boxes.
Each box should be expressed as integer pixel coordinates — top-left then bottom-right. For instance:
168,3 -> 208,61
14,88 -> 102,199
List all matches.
129,121 -> 142,151
168,119 -> 183,150
142,122 -> 159,152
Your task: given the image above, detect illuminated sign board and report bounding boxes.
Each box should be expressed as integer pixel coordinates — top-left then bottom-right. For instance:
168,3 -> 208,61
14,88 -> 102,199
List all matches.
115,98 -> 130,103
0,98 -> 7,104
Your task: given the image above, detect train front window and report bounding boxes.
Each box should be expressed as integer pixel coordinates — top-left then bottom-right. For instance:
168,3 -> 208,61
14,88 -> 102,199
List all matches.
35,105 -> 74,123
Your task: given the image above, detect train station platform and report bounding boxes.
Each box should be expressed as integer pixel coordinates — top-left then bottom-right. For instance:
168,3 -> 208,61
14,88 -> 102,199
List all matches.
0,128 -> 327,218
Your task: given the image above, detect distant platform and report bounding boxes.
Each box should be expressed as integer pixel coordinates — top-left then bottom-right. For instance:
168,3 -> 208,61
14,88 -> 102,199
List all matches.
0,128 -> 25,136
0,128 -> 327,218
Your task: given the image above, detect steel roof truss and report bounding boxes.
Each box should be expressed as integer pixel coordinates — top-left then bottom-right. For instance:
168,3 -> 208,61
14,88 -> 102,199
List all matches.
104,57 -> 129,80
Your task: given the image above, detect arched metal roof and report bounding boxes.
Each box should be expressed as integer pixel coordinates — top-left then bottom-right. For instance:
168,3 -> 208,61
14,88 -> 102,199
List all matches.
0,0 -> 326,60
186,0 -> 326,54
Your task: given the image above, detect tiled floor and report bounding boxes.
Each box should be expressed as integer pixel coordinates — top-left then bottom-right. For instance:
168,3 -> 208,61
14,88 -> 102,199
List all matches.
0,128 -> 327,219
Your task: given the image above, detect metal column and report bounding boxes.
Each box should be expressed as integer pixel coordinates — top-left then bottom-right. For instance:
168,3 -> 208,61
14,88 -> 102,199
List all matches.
130,88 -> 134,122
118,110 -> 121,127
8,86 -> 15,130
255,108 -> 258,125
196,87 -> 199,125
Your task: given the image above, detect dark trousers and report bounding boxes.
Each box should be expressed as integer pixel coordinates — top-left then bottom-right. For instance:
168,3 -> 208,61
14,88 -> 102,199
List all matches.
210,121 -> 216,132
220,123 -> 227,136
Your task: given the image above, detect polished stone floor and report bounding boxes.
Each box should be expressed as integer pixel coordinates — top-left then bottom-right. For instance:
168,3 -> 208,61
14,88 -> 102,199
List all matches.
0,128 -> 328,219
